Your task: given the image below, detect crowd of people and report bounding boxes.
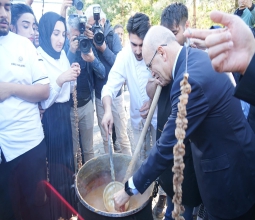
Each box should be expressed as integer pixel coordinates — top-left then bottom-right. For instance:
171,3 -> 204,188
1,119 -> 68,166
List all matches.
1,0 -> 255,219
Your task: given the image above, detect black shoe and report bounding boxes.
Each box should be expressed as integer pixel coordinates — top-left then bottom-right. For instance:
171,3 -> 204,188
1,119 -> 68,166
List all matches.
153,195 -> 167,219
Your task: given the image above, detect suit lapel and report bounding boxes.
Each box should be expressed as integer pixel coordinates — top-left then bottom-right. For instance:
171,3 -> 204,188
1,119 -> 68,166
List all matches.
173,46 -> 188,80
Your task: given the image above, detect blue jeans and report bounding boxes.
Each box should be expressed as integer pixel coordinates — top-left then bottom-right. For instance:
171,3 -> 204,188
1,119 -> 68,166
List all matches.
165,196 -> 194,220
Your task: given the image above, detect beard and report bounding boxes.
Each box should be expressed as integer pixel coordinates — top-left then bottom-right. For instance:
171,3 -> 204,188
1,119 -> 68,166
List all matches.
0,18 -> 10,36
134,53 -> 143,61
0,28 -> 9,36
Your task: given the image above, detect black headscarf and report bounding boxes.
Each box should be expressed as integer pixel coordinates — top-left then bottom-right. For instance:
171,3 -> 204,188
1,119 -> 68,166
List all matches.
39,12 -> 66,59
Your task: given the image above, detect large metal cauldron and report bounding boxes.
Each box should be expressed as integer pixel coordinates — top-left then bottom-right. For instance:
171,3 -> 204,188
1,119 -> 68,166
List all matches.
75,154 -> 154,220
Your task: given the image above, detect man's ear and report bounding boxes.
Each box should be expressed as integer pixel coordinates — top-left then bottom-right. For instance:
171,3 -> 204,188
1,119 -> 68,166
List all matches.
66,32 -> 70,40
185,20 -> 190,29
158,46 -> 167,61
10,24 -> 15,32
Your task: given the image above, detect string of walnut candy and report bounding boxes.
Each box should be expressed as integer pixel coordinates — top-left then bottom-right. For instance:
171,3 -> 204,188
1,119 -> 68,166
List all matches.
72,85 -> 82,171
172,73 -> 191,220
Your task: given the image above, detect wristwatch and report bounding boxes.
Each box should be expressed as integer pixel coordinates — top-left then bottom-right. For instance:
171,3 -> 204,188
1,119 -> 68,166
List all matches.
125,181 -> 134,196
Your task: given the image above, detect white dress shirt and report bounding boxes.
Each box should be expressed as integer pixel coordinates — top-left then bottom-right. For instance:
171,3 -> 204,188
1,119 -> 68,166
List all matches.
37,47 -> 75,109
0,32 -> 49,162
101,44 -> 157,130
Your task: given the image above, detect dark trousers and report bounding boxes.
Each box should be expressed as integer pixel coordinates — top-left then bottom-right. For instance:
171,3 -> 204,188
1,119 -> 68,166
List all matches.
0,140 -> 50,220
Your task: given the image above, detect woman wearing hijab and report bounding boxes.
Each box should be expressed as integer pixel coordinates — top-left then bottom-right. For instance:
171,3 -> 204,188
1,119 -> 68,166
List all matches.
37,12 -> 80,219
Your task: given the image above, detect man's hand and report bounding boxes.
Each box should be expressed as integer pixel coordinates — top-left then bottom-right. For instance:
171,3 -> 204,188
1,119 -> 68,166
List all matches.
81,48 -> 95,62
146,78 -> 161,99
247,0 -> 253,8
114,189 -> 130,212
239,0 -> 252,9
139,99 -> 152,119
190,38 -> 207,50
69,35 -> 79,54
0,82 -> 13,102
102,96 -> 113,138
84,25 -> 94,40
101,110 -> 113,139
183,10 -> 255,74
94,41 -> 107,52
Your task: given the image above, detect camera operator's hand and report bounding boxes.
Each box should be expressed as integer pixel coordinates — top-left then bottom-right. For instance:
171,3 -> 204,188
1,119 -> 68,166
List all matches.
239,0 -> 252,9
246,0 -> 253,8
60,0 -> 73,18
56,63 -> 80,87
69,35 -> 79,54
94,41 -> 106,53
81,49 -> 95,62
84,24 -> 94,40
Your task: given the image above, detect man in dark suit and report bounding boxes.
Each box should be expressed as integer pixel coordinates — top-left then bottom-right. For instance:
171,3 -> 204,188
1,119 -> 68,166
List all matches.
114,25 -> 255,220
147,3 -> 201,219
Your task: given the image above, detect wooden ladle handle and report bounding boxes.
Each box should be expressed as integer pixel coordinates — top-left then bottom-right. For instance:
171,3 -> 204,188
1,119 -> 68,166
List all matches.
123,85 -> 162,183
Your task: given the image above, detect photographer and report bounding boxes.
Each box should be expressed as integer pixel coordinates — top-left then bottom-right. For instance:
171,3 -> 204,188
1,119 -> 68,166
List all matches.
234,0 -> 255,27
65,15 -> 106,171
84,4 -> 132,155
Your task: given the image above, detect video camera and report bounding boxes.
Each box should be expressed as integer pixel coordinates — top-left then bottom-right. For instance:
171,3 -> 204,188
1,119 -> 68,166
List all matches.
73,0 -> 83,11
75,15 -> 92,54
91,6 -> 105,46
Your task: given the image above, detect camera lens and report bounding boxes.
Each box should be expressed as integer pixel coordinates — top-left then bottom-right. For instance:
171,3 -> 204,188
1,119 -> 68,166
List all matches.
73,0 -> 83,10
80,38 -> 91,54
94,31 -> 104,46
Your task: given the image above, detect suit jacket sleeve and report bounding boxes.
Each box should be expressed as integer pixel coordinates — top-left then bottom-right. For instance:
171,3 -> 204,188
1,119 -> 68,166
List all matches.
133,73 -> 210,194
234,53 -> 255,106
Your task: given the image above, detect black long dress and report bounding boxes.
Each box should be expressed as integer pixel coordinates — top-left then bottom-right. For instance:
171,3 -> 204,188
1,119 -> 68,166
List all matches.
42,101 -> 76,219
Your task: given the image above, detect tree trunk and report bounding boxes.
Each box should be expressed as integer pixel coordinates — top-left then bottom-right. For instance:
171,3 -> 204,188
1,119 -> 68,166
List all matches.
193,0 -> 196,28
235,0 -> 238,9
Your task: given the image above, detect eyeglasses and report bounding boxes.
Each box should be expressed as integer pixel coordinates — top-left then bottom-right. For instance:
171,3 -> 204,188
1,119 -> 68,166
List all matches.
146,44 -> 167,72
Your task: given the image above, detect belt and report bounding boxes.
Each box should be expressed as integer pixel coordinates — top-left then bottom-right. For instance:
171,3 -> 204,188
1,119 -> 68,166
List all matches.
76,98 -> 91,108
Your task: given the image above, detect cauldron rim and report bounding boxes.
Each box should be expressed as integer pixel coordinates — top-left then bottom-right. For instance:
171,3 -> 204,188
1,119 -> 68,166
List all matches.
75,154 -> 154,217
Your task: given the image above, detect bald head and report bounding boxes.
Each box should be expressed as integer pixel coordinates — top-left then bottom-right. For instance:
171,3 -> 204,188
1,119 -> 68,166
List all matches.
143,26 -> 177,59
143,26 -> 181,86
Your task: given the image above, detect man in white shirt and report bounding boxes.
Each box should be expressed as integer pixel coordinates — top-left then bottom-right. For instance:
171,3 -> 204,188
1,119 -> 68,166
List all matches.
101,13 -> 157,161
0,0 -> 50,218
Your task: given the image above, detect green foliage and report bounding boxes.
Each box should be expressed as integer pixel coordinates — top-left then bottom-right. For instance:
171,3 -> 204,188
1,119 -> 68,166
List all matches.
67,0 -> 240,30
190,0 -> 236,29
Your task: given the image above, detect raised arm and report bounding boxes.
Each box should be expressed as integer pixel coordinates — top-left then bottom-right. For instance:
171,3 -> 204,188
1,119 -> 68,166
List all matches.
60,0 -> 73,18
101,95 -> 113,137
